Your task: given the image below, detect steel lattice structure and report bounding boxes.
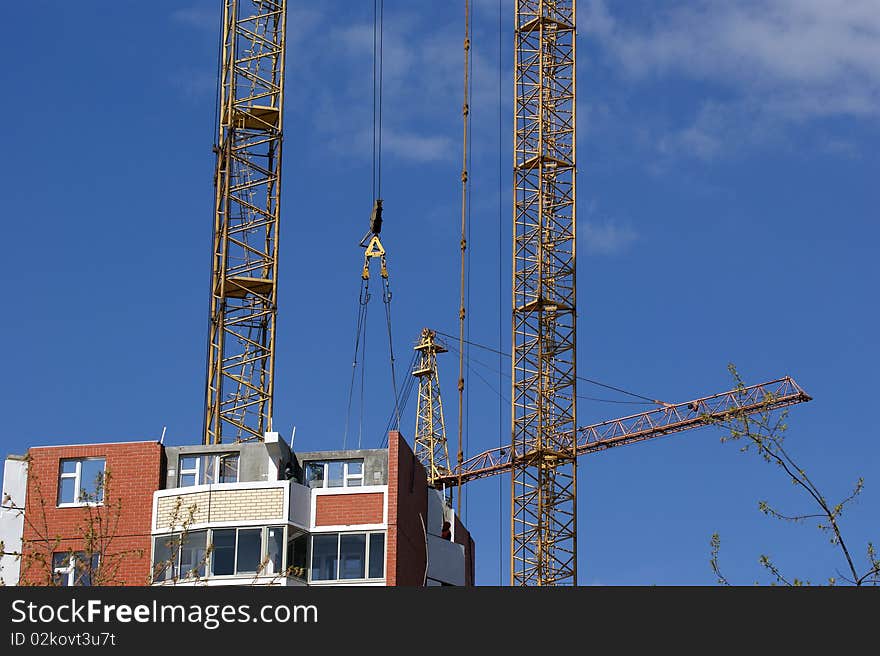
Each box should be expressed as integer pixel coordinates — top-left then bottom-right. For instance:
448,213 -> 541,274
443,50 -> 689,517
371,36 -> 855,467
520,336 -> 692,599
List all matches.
204,0 -> 287,444
438,377 -> 811,488
412,329 -> 452,485
511,0 -> 577,585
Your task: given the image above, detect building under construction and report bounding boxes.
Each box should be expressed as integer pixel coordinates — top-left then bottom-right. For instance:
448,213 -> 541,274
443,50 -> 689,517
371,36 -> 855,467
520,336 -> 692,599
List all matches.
1,432 -> 473,586
0,0 -> 810,587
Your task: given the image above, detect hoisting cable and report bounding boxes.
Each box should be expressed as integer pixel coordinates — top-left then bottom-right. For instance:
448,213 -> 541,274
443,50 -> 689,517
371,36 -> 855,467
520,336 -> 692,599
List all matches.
381,349 -> 420,447
456,0 -> 472,519
349,0 -> 399,447
373,0 -> 400,433
358,285 -> 369,449
343,278 -> 370,450
382,274 -> 401,431
446,341 -> 653,406
435,330 -> 667,405
371,0 -> 384,203
497,0 -> 504,586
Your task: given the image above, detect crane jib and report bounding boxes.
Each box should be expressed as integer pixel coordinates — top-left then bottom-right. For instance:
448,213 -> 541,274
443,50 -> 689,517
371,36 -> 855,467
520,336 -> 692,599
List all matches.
435,377 -> 811,487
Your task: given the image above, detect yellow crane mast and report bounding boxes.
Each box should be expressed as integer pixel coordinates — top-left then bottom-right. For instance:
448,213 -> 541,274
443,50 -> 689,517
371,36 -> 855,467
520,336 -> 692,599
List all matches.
511,0 -> 578,585
204,0 -> 287,444
412,329 -> 453,484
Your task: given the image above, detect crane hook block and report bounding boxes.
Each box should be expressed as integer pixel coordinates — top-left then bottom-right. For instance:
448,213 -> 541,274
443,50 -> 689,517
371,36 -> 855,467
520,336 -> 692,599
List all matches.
370,198 -> 384,235
362,234 -> 387,280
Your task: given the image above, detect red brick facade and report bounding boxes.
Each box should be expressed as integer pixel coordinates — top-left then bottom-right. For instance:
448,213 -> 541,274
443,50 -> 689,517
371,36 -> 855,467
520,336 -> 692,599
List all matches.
13,435 -> 473,586
19,441 -> 163,586
315,492 -> 384,526
386,431 -> 429,586
453,514 -> 476,586
385,431 -> 476,586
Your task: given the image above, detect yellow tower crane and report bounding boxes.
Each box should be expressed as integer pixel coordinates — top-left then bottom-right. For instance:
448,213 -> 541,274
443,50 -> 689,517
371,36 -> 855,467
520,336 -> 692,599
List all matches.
420,0 -> 812,586
413,327 -> 811,584
506,0 -> 579,585
412,329 -> 453,484
203,0 -> 287,445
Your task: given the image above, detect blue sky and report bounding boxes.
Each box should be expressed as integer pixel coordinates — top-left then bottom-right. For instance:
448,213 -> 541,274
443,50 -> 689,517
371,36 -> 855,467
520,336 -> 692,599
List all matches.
2,0 -> 877,586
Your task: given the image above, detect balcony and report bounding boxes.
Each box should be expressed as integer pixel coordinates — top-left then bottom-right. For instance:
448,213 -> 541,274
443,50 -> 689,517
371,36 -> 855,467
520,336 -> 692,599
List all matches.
153,480 -> 311,531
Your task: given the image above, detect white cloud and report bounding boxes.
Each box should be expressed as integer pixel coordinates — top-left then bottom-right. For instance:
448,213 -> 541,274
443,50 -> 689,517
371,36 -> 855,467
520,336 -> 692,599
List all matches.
581,219 -> 638,256
583,0 -> 880,121
305,10 -> 495,165
383,131 -> 455,163
168,68 -> 216,101
170,7 -> 217,32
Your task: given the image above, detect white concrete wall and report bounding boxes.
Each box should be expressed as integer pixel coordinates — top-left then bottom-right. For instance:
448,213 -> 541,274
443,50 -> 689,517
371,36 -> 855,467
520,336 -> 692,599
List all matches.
288,481 -> 311,529
1,457 -> 28,585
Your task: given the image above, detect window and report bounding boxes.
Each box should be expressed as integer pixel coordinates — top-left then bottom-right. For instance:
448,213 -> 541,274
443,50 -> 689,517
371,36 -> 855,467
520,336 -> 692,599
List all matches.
266,526 -> 284,576
152,526 -> 291,581
151,531 -> 207,582
52,552 -> 100,586
305,460 -> 364,489
57,458 -> 105,505
208,526 -> 285,577
178,453 -> 239,487
286,532 -> 308,578
368,533 -> 385,579
309,532 -> 385,581
311,534 -> 338,581
340,534 -> 366,579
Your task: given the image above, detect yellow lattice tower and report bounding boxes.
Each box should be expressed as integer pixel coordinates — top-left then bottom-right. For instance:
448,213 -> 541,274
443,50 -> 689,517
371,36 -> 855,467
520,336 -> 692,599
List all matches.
204,0 -> 287,444
511,0 -> 578,585
412,329 -> 452,486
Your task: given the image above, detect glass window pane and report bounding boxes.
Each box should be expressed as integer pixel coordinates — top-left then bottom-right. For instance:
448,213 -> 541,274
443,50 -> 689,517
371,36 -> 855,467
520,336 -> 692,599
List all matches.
219,455 -> 239,484
152,535 -> 178,582
266,527 -> 284,575
369,533 -> 385,579
211,530 -> 236,576
178,457 -> 197,487
58,477 -> 76,504
345,461 -> 362,487
287,533 -> 307,576
180,530 -> 207,579
199,455 -> 215,485
60,460 -> 77,475
52,553 -> 71,586
79,459 -> 105,502
339,534 -> 366,580
306,463 -> 325,489
327,462 -> 344,488
311,534 -> 338,581
236,529 -> 262,574
74,553 -> 99,586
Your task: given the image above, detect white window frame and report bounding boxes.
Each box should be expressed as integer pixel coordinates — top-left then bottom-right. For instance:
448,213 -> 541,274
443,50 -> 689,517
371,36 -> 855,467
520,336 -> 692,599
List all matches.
178,453 -> 239,487
153,526 -> 288,582
57,458 -> 106,507
177,457 -> 200,487
308,531 -> 385,582
205,525 -> 287,578
306,460 -> 364,489
151,530 -> 209,582
345,460 -> 364,487
52,552 -> 100,586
